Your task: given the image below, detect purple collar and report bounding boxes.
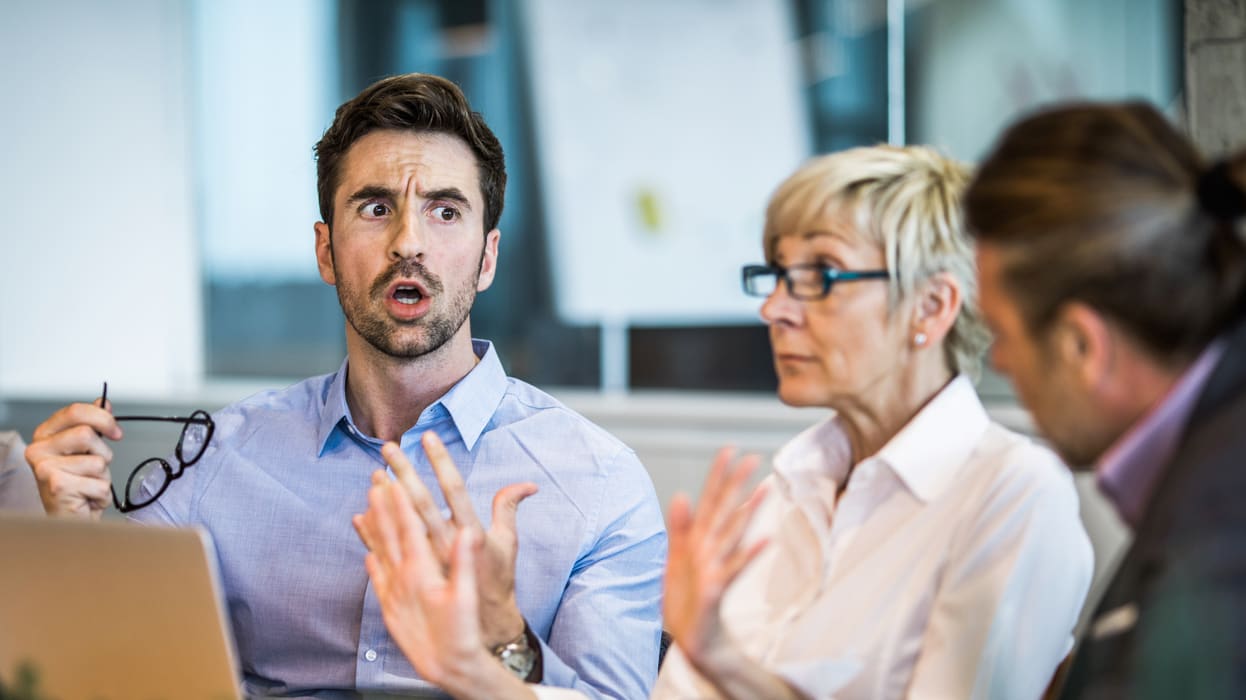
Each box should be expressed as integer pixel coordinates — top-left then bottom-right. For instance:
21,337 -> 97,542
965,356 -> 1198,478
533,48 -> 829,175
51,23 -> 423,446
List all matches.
1096,339 -> 1226,528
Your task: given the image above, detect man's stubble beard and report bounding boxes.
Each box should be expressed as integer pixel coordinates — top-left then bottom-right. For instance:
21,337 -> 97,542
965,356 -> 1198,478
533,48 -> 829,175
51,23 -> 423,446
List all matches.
333,251 -> 481,361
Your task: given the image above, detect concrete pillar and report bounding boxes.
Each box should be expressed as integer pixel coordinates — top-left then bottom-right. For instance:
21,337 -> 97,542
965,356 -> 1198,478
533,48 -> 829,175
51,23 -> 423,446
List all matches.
1186,0 -> 1246,154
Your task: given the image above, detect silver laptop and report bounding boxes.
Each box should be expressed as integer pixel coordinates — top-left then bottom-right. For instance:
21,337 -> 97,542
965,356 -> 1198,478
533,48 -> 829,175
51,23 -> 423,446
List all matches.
0,515 -> 242,700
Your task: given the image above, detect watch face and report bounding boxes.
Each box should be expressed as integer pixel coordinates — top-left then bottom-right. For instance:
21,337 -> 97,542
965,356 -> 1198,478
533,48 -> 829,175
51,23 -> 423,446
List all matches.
498,644 -> 536,678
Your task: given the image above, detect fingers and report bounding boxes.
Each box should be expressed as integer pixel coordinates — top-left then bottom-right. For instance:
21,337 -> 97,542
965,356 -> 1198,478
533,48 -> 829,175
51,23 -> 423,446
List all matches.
692,448 -> 762,539
719,482 -> 768,548
32,453 -> 111,480
717,482 -> 770,574
449,529 -> 480,621
390,480 -> 444,584
723,538 -> 770,584
488,482 -> 538,542
352,512 -> 375,552
365,551 -> 390,596
32,402 -> 122,443
670,458 -> 770,589
42,470 -> 112,513
666,493 -> 693,548
380,445 -> 454,560
420,431 -> 481,531
26,418 -> 118,517
691,447 -> 734,534
26,422 -> 116,467
361,477 -> 446,583
708,454 -> 762,535
381,440 -> 418,483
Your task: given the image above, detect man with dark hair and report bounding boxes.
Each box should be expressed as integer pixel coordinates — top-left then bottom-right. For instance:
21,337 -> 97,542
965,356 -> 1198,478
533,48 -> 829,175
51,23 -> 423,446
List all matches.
967,101 -> 1246,699
24,73 -> 666,700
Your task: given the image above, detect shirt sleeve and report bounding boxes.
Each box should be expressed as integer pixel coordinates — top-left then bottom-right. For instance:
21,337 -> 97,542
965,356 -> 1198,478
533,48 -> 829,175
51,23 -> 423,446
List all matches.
0,431 -> 44,514
904,450 -> 1093,700
537,447 -> 667,700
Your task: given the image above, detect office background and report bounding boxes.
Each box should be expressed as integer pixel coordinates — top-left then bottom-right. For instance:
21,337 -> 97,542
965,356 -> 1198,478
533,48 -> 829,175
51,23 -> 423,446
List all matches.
0,0 -> 1223,587
0,0 -> 1182,396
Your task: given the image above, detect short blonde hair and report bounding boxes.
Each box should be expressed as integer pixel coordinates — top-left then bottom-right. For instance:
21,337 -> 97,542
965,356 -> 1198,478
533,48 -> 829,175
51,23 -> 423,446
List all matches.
764,144 -> 990,379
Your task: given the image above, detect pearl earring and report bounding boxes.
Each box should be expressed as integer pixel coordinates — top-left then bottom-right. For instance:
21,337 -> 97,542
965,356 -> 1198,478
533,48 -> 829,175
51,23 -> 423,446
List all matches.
914,332 -> 927,347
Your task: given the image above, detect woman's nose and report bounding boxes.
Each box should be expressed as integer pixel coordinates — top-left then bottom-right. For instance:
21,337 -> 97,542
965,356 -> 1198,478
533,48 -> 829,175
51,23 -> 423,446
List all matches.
759,283 -> 801,326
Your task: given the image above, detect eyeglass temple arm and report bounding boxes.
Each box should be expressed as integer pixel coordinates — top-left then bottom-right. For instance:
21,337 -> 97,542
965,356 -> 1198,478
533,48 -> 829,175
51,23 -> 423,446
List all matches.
112,415 -> 213,424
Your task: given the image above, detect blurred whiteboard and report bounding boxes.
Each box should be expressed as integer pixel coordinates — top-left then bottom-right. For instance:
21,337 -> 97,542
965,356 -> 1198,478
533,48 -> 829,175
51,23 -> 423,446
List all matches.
521,0 -> 811,326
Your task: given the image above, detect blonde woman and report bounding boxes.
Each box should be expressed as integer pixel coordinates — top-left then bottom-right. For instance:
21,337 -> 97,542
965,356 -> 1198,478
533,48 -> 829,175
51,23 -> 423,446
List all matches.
356,145 -> 1094,700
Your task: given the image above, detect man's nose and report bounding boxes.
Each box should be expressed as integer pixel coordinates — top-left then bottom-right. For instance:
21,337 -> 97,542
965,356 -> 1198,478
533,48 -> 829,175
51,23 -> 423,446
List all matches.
389,207 -> 427,261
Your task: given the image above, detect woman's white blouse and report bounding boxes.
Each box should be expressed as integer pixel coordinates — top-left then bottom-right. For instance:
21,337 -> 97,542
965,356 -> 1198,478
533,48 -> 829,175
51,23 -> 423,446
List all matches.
653,375 -> 1093,700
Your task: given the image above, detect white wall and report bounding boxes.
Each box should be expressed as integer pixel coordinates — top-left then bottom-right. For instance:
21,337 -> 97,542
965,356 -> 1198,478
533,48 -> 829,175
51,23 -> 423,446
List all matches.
0,0 -> 201,400
192,0 -> 337,282
521,0 -> 811,327
909,0 -> 1181,160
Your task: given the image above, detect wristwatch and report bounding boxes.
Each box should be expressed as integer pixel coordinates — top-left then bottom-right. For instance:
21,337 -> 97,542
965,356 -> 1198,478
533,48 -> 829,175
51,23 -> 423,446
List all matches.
493,621 -> 541,682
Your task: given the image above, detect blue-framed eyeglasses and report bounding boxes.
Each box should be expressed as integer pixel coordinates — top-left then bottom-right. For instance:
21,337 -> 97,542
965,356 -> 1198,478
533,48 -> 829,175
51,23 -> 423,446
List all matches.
741,263 -> 889,301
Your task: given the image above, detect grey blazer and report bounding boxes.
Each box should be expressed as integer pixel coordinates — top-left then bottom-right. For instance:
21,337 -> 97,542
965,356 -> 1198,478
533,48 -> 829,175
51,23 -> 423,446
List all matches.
0,430 -> 42,513
1063,318 -> 1246,699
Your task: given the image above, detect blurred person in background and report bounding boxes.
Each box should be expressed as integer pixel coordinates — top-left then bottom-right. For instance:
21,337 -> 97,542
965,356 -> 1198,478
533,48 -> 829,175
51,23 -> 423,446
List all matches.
356,144 -> 1094,700
20,73 -> 665,700
967,101 -> 1246,700
0,431 -> 41,513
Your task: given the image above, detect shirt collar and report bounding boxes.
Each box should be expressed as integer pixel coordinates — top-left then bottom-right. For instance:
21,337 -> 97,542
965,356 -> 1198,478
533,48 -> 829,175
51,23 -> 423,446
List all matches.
438,339 -> 508,451
316,339 -> 508,455
774,375 -> 989,504
875,375 -> 989,502
1095,339 -> 1227,528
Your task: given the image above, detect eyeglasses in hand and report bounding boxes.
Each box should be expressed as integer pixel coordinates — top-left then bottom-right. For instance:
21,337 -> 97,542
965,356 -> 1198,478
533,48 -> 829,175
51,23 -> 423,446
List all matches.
99,382 -> 216,514
741,263 -> 889,301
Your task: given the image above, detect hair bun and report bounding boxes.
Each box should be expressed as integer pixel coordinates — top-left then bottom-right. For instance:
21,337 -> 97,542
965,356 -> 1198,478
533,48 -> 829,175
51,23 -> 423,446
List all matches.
1198,161 -> 1246,221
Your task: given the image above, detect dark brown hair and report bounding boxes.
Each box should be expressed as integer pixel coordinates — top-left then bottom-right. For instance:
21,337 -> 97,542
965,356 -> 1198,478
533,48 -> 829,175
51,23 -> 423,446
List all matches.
965,101 -> 1246,364
314,73 -> 506,233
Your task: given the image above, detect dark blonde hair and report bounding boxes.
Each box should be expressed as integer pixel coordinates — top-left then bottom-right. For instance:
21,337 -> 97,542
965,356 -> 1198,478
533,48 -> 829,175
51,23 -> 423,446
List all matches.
765,145 -> 991,379
965,101 -> 1246,364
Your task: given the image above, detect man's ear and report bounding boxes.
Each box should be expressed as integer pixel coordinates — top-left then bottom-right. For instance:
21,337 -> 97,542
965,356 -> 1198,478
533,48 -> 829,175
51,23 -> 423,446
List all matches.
314,221 -> 336,286
1051,301 -> 1114,391
476,229 -> 501,292
910,272 -> 963,347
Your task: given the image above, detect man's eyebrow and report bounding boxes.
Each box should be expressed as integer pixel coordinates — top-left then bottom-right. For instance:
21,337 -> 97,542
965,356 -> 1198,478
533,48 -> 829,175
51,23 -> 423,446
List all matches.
345,185 -> 398,206
344,184 -> 475,210
422,187 -> 473,209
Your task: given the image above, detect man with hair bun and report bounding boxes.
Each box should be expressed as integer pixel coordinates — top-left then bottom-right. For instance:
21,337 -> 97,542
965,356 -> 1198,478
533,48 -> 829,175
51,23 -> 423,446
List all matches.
967,101 -> 1246,699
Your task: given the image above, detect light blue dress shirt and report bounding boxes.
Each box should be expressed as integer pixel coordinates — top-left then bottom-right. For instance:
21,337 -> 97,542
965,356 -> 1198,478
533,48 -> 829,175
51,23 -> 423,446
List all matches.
132,341 -> 666,699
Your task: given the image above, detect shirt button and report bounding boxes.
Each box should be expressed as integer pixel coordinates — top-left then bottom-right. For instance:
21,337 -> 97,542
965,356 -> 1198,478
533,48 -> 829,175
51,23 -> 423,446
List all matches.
364,649 -> 378,662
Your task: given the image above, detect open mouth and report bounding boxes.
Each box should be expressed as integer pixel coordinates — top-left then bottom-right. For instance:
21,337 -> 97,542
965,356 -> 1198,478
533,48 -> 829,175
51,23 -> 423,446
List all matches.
393,285 -> 424,305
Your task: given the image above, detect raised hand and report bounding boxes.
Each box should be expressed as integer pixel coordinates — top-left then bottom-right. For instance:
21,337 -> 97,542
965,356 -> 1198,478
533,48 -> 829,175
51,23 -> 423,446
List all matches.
25,397 -> 122,518
664,447 -> 769,672
363,479 -> 533,700
354,430 -> 538,649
